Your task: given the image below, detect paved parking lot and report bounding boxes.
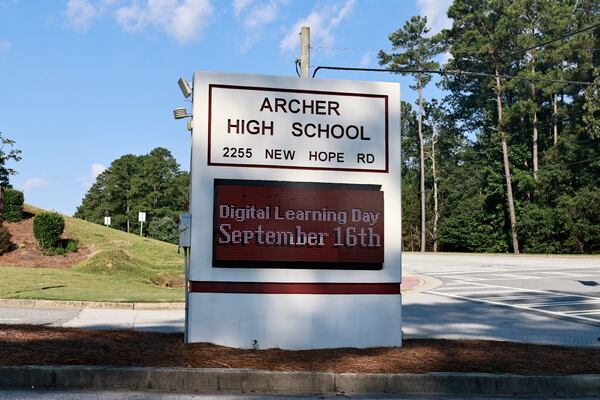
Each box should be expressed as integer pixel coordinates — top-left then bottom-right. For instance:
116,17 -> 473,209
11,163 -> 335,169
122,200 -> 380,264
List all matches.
402,253 -> 600,347
425,264 -> 600,325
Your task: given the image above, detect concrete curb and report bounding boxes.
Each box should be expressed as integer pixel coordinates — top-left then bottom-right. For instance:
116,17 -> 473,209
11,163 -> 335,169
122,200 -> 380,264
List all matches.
0,299 -> 185,310
0,366 -> 599,396
401,272 -> 443,294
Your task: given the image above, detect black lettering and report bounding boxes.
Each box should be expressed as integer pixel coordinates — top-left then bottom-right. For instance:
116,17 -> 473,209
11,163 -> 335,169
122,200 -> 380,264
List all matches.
227,119 -> 241,134
346,125 -> 359,139
247,120 -> 261,134
360,126 -> 370,141
262,120 -> 274,136
259,98 -> 273,112
305,123 -> 316,138
315,100 -> 326,115
289,99 -> 300,113
291,122 -> 303,136
331,124 -> 344,139
328,101 -> 340,116
275,98 -> 287,113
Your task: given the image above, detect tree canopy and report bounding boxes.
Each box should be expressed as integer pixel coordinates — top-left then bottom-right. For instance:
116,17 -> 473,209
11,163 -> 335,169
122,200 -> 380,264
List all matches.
75,147 -> 189,244
396,0 -> 599,253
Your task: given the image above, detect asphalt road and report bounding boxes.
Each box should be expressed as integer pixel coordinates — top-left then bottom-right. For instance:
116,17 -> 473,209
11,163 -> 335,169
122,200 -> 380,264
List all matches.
1,253 -> 599,348
402,253 -> 600,347
404,253 -> 600,325
2,391 -> 599,400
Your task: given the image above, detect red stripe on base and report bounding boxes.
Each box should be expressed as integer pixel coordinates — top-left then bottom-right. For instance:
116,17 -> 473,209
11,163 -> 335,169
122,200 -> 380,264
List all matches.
189,281 -> 401,295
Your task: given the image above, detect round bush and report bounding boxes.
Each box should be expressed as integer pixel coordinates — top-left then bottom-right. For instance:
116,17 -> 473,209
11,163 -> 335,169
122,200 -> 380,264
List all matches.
33,212 -> 65,249
3,188 -> 24,222
0,226 -> 13,255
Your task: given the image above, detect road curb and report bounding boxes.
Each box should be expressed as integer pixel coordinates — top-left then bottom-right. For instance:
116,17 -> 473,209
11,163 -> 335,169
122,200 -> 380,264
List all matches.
0,299 -> 185,310
1,366 -> 599,396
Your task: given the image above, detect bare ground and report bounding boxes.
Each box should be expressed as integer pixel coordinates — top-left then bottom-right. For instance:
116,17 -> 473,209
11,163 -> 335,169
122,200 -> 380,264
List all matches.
1,325 -> 599,374
0,213 -> 90,268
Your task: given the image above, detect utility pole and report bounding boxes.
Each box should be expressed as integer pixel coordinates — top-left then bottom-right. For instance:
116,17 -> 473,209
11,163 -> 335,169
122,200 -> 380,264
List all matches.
300,26 -> 310,78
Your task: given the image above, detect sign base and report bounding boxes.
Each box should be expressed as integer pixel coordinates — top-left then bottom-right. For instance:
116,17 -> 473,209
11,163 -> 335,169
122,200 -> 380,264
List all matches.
187,292 -> 402,349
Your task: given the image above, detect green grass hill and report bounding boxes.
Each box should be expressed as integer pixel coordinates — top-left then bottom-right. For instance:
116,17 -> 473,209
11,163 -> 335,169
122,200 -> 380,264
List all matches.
0,205 -> 184,302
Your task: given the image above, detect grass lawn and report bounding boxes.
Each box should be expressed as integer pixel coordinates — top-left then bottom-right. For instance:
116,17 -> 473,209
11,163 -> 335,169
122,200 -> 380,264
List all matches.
0,267 -> 183,302
0,205 -> 184,302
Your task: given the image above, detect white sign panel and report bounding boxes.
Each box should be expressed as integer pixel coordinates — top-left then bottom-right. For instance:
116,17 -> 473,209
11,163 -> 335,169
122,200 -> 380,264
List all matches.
208,84 -> 389,172
188,71 -> 402,350
138,212 -> 146,222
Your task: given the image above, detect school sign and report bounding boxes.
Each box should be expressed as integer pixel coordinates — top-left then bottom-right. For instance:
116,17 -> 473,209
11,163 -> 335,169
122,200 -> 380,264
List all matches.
186,71 -> 401,349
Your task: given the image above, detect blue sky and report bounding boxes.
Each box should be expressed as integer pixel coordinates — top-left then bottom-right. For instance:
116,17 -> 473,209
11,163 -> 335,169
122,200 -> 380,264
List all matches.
0,0 -> 452,215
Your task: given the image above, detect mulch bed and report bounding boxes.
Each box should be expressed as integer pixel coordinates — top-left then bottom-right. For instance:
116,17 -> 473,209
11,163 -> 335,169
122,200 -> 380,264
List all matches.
1,325 -> 599,374
0,215 -> 90,268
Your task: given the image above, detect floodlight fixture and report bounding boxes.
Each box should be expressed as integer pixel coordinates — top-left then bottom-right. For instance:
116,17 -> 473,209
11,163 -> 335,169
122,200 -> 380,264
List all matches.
178,77 -> 192,98
173,107 -> 190,119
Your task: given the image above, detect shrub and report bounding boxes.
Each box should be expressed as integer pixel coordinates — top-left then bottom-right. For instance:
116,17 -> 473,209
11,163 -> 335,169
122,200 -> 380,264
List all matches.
66,239 -> 78,253
147,215 -> 178,244
3,188 -> 24,222
0,226 -> 13,255
33,212 -> 65,249
46,246 -> 66,256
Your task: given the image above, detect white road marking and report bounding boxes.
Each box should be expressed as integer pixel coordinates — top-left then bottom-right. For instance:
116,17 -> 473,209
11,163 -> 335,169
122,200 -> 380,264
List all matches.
428,265 -> 599,276
427,290 -> 600,324
564,310 -> 600,316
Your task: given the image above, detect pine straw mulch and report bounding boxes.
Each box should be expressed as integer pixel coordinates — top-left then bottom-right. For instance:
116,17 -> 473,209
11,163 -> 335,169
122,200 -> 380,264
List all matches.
0,213 -> 90,268
1,325 -> 599,374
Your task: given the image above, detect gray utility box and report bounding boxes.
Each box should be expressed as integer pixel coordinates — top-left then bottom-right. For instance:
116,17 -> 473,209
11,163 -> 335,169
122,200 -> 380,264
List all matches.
179,213 -> 192,248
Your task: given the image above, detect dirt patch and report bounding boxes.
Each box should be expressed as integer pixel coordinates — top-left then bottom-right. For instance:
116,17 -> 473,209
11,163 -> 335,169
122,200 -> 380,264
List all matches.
0,325 -> 599,374
0,215 -> 90,268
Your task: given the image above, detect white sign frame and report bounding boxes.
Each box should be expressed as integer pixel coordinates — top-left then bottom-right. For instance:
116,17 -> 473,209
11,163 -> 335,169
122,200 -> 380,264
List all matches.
207,84 -> 389,172
187,71 -> 402,349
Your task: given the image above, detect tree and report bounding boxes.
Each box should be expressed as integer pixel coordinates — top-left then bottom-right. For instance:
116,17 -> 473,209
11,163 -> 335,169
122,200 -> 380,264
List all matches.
442,0 -> 521,253
379,15 -> 443,252
75,148 -> 189,242
0,132 -> 22,188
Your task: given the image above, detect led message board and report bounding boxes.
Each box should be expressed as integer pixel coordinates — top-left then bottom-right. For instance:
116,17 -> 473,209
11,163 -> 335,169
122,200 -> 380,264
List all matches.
213,180 -> 384,269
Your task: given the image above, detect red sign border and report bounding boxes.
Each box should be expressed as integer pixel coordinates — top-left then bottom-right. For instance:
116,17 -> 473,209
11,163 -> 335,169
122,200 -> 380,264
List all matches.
207,84 -> 390,173
212,179 -> 384,270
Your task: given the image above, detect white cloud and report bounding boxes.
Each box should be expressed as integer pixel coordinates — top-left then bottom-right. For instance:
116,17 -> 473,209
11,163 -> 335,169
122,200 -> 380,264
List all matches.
21,177 -> 51,192
115,0 -> 214,43
243,0 -> 277,29
280,0 -> 355,53
0,40 -> 11,53
233,0 -> 253,18
65,0 -> 100,32
416,0 -> 452,34
233,0 -> 283,52
79,163 -> 107,188
64,0 -> 213,43
359,52 -> 371,67
91,163 -> 107,178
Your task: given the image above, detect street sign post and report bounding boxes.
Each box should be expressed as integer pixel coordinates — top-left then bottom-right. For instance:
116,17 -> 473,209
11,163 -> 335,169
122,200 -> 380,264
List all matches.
138,211 -> 146,236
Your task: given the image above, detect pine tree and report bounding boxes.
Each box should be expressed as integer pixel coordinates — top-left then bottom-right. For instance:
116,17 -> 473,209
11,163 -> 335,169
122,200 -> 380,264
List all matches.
379,15 -> 442,252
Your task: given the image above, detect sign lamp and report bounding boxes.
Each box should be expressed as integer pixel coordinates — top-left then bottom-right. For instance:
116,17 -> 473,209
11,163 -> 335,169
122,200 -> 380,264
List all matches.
178,77 -> 192,98
173,108 -> 190,119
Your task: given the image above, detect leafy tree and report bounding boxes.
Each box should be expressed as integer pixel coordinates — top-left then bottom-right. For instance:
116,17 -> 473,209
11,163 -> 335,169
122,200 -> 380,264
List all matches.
442,0 -> 521,252
75,148 -> 189,242
379,15 -> 443,252
0,132 -> 22,188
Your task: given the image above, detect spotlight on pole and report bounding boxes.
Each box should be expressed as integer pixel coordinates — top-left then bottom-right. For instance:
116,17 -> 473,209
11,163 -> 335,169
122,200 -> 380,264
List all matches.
173,107 -> 190,119
178,77 -> 192,98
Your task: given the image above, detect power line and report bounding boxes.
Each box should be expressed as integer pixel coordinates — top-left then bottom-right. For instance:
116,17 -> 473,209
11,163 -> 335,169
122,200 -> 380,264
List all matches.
310,65 -> 599,86
311,45 -> 379,53
499,21 -> 600,60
